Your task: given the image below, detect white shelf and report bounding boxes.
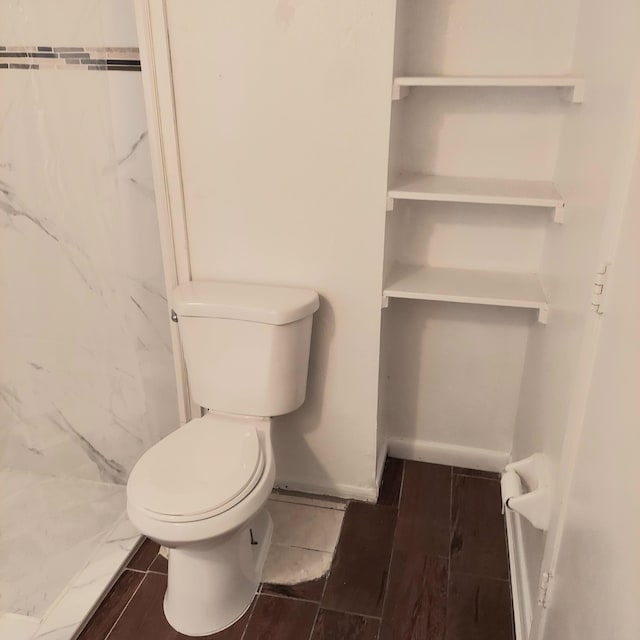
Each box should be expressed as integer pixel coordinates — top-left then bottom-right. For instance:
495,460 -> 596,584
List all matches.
387,174 -> 565,222
392,75 -> 585,103
383,263 -> 549,323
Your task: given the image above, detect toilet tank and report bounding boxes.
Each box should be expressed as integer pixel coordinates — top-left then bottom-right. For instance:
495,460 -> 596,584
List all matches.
172,281 -> 320,417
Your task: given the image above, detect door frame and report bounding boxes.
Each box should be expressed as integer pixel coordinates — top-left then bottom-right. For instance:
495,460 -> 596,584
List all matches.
134,0 -> 195,423
529,75 -> 640,640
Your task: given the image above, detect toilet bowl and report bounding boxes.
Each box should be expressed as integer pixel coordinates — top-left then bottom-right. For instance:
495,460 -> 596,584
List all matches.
127,413 -> 276,635
126,280 -> 319,636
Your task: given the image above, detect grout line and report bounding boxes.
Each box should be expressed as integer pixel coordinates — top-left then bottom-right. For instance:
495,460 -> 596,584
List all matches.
268,498 -> 347,512
397,459 -> 406,510
102,570 -> 147,640
317,498 -> 350,606
316,604 -> 383,621
453,472 -> 500,482
257,591 -> 324,605
448,466 -> 454,583
269,542 -> 336,554
450,568 -> 511,582
503,515 -> 517,639
375,457 -> 404,640
238,594 -> 260,640
307,604 -> 321,640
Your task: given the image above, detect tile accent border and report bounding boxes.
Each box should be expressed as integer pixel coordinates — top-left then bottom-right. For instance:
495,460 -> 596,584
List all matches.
0,46 -> 140,71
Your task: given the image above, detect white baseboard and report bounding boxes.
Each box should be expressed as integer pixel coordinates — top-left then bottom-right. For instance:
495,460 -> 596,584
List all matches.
375,440 -> 389,491
505,509 -> 533,640
388,437 -> 510,472
274,478 -> 377,503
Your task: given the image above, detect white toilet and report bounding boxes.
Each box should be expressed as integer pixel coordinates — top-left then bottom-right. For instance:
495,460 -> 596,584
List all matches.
126,280 -> 319,636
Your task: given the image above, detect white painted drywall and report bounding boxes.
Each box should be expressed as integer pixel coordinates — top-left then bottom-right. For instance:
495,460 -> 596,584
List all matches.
543,131 -> 640,640
512,0 -> 640,611
380,0 -> 580,459
162,0 -> 397,497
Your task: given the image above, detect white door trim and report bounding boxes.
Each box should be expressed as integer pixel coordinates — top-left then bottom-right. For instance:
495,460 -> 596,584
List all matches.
529,67 -> 640,640
134,0 -> 194,423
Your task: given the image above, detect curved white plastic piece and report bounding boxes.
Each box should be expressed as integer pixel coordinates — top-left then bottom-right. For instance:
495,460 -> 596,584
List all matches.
173,281 -> 319,325
128,420 -> 276,634
127,414 -> 264,520
502,453 -> 552,531
163,508 -> 273,636
127,420 -> 275,544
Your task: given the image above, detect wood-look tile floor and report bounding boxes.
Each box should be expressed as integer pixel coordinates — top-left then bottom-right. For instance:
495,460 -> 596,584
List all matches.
78,460 -> 514,640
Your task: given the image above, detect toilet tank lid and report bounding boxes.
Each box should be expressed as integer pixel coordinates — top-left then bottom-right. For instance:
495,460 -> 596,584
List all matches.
172,281 -> 320,325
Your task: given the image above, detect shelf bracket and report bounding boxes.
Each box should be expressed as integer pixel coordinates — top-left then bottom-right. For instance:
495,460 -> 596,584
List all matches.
386,195 -> 395,212
537,305 -> 549,325
553,203 -> 565,224
559,81 -> 585,104
391,84 -> 410,101
381,294 -> 389,309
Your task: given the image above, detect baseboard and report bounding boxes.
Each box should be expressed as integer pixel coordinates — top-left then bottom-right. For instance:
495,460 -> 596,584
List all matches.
274,478 -> 378,503
387,437 -> 510,472
375,440 -> 389,491
505,509 -> 533,640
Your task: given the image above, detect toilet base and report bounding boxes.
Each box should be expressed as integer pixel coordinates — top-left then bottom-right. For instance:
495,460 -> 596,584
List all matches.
162,508 -> 273,636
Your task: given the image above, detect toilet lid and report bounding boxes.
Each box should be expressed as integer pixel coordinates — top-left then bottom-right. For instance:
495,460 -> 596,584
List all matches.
127,414 -> 264,521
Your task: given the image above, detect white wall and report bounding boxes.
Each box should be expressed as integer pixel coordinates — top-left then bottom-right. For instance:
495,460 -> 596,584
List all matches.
380,0 -> 580,460
512,0 -> 640,605
162,0 -> 397,498
0,0 -> 178,482
543,132 -> 640,640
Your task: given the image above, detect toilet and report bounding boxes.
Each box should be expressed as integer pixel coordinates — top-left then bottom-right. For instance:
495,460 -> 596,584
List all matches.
126,280 -> 319,636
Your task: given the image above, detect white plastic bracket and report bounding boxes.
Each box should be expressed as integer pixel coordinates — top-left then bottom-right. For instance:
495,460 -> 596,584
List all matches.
391,84 -> 410,101
502,453 -> 552,531
591,262 -> 610,315
381,294 -> 389,309
553,203 -> 565,224
537,305 -> 549,325
559,80 -> 585,104
386,195 -> 395,211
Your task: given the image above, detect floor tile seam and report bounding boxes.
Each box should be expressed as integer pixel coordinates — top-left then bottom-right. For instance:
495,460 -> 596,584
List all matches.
452,469 -> 500,479
101,570 -> 147,640
268,499 -> 346,512
449,569 -> 511,583
448,467 -> 454,580
376,501 -> 402,637
269,542 -> 336,554
256,590 -> 323,605
317,499 -> 349,606
452,472 -> 500,483
315,604 -> 383,621
306,602 -> 322,640
270,492 -> 347,505
369,502 -> 399,511
375,457 -> 405,640
238,595 -> 260,640
502,515 -> 518,638
145,569 -> 167,576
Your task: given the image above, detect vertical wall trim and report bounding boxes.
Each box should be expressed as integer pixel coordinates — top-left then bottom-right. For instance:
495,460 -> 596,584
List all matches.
134,0 -> 193,423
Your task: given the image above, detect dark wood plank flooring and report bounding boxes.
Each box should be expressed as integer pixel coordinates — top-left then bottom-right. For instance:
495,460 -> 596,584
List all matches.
78,460 -> 514,640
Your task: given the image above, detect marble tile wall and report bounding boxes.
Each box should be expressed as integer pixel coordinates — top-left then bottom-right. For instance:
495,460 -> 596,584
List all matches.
0,2 -> 178,484
0,3 -> 177,635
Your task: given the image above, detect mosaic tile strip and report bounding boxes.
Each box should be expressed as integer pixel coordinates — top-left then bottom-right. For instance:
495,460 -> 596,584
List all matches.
0,46 -> 141,71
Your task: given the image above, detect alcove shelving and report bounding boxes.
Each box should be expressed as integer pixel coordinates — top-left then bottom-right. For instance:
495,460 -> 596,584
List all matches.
392,75 -> 585,103
383,74 -> 584,319
382,263 -> 549,324
386,174 -> 565,223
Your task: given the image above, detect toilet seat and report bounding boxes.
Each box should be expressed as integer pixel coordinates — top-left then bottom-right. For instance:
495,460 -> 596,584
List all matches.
127,414 -> 265,523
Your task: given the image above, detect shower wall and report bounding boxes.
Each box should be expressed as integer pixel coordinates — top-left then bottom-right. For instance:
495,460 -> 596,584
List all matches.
0,0 -> 178,483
